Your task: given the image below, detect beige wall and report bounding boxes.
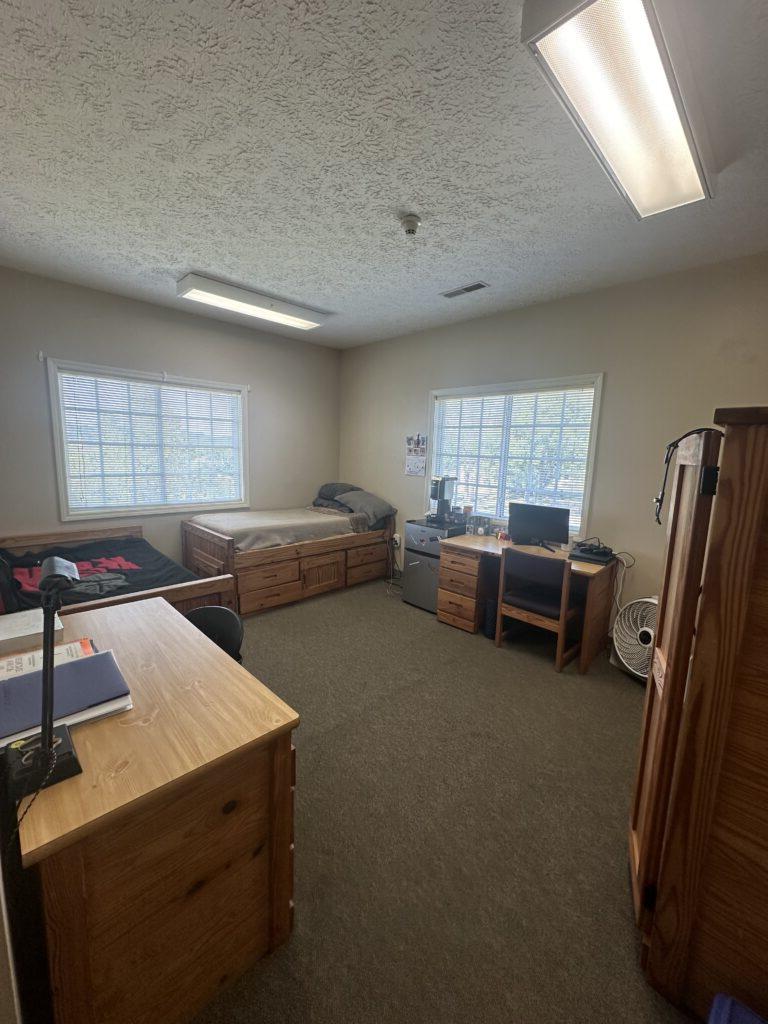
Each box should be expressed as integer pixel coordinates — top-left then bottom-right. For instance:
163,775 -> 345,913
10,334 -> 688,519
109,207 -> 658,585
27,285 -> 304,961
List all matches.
2,253 -> 767,600
0,267 -> 341,561
339,252 -> 768,602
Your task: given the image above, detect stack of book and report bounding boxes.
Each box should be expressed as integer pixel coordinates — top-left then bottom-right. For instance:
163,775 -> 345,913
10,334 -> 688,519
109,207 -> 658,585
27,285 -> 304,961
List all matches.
0,629 -> 132,747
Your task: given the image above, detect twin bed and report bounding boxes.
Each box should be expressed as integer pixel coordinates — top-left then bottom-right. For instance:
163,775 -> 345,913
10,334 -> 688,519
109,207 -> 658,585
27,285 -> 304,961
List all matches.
0,506 -> 394,619
182,506 -> 394,614
0,526 -> 237,617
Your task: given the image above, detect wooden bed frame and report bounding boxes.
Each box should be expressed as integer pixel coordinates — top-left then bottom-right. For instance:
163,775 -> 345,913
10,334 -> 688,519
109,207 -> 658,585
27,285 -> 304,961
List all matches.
182,515 -> 395,615
0,525 -> 237,616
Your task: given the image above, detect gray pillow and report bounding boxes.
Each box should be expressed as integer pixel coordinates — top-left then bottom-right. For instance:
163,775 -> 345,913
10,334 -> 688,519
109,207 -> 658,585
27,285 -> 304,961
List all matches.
318,482 -> 362,501
312,497 -> 353,512
336,490 -> 396,527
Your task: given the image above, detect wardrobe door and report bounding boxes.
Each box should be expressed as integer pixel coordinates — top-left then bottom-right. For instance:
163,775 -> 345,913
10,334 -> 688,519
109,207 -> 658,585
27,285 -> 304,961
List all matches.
628,429 -> 721,931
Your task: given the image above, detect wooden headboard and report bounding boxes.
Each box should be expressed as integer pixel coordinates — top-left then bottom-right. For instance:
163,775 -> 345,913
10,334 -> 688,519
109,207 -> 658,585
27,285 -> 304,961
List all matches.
0,525 -> 144,557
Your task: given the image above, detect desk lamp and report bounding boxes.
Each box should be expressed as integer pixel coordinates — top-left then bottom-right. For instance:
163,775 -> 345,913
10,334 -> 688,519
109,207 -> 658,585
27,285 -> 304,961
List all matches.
7,557 -> 83,801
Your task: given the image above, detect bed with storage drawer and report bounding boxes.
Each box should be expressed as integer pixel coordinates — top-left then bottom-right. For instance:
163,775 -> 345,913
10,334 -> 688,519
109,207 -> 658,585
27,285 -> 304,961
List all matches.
0,525 -> 237,616
182,509 -> 394,615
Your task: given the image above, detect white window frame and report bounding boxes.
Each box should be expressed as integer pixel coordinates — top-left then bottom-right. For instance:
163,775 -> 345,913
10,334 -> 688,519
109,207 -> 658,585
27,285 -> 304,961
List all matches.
426,373 -> 603,539
47,358 -> 250,521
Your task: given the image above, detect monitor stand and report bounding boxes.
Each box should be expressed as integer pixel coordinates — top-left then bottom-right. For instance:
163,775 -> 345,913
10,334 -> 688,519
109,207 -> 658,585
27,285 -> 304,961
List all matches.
530,537 -> 556,553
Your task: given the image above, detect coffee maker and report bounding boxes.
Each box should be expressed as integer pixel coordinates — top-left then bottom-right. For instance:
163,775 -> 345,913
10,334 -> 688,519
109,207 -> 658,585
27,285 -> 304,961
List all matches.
428,475 -> 457,524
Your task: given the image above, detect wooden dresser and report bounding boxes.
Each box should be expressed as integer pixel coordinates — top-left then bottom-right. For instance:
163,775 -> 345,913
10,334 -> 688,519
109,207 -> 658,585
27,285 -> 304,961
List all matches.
630,407 -> 768,1019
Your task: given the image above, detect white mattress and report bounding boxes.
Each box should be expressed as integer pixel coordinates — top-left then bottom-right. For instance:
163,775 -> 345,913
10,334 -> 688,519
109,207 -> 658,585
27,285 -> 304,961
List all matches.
190,507 -> 357,552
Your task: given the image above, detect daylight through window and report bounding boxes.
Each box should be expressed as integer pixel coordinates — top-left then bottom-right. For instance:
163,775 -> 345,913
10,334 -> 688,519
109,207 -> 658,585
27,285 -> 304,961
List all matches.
50,362 -> 246,518
431,380 -> 599,533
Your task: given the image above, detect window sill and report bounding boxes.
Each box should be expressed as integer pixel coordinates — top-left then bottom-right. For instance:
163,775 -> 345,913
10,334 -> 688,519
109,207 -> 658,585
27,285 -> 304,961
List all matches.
59,499 -> 249,522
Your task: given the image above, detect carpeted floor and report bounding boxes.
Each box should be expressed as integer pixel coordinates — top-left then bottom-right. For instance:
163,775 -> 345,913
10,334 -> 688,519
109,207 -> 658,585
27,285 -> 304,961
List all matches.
192,581 -> 684,1024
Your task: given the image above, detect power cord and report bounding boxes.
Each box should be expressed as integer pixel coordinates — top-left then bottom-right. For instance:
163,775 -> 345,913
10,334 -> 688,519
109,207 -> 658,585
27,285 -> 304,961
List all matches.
2,748 -> 57,856
612,551 -> 636,616
654,427 -> 723,524
386,537 -> 403,596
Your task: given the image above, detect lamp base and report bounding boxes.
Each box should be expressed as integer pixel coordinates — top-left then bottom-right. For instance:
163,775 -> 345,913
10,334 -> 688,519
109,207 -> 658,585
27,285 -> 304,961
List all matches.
6,725 -> 82,801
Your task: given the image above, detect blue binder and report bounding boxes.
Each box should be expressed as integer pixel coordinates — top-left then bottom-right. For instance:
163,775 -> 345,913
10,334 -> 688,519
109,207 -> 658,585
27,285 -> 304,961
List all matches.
0,650 -> 131,745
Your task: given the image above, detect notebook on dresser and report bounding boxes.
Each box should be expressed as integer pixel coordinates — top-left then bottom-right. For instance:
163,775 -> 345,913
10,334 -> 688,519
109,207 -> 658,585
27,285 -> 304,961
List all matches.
0,650 -> 132,746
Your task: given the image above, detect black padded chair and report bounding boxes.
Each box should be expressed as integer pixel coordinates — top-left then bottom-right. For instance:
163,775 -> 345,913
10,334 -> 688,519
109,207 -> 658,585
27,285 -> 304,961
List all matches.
494,547 -> 581,671
185,605 -> 244,663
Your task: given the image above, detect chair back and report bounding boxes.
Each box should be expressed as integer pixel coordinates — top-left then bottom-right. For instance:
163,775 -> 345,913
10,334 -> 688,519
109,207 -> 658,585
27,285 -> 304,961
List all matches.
501,547 -> 568,594
185,605 -> 244,663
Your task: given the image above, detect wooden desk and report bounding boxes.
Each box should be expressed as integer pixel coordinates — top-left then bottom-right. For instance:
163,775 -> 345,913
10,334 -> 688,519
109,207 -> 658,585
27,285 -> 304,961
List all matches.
18,598 -> 299,1024
437,535 -> 616,672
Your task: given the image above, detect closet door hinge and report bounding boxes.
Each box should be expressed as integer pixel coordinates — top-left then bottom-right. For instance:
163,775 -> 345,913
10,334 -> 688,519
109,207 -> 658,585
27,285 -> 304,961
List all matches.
699,465 -> 719,497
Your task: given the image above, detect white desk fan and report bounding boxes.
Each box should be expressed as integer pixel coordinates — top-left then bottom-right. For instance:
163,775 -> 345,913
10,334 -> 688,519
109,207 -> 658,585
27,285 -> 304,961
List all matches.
612,597 -> 658,680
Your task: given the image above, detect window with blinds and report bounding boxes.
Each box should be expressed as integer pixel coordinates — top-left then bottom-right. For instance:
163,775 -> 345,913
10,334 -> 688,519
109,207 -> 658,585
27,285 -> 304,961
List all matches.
49,362 -> 247,519
431,378 -> 600,533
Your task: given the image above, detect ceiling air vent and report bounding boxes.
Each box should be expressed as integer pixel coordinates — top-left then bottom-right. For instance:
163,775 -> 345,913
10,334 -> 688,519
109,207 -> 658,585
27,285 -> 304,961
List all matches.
441,282 -> 489,299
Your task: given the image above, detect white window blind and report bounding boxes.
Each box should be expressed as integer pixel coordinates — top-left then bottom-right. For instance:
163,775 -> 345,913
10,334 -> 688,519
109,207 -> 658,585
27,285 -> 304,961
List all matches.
50,362 -> 246,519
432,380 -> 599,533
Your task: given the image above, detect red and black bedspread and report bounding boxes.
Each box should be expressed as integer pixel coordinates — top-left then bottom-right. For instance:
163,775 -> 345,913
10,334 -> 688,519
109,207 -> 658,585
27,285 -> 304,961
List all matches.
0,537 -> 196,613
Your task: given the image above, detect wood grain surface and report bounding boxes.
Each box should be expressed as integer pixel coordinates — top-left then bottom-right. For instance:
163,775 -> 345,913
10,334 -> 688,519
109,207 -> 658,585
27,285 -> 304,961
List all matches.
646,420 -> 768,1012
18,597 -> 299,867
439,535 -> 608,576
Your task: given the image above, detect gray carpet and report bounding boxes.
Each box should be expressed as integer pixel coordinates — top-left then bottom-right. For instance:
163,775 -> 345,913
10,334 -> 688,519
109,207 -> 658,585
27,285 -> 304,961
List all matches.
193,581 -> 684,1024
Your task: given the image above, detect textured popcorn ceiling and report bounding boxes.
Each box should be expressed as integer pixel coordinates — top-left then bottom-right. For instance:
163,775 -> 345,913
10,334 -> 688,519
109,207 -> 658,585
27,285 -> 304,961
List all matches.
1,0 -> 767,348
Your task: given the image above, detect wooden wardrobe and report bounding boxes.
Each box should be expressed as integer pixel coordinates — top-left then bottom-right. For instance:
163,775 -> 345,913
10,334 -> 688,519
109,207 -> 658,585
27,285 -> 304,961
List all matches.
630,406 -> 768,1020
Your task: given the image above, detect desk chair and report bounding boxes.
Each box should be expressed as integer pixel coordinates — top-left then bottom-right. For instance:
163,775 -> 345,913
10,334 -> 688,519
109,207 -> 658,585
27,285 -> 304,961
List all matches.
495,548 -> 581,672
185,605 -> 244,663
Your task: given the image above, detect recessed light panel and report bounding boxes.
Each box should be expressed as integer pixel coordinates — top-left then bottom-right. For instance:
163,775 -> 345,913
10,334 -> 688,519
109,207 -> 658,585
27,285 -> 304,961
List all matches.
525,0 -> 708,218
177,274 -> 327,330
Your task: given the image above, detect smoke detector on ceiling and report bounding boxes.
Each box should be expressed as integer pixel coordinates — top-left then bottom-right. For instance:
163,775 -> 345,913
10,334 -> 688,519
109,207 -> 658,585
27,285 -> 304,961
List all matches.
400,213 -> 421,237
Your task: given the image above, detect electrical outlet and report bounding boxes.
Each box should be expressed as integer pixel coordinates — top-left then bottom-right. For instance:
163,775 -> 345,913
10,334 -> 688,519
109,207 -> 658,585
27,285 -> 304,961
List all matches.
393,533 -> 401,549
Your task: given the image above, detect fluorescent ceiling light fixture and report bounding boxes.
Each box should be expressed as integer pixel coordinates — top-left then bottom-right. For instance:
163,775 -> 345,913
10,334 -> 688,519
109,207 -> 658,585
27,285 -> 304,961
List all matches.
522,0 -> 709,218
177,274 -> 327,330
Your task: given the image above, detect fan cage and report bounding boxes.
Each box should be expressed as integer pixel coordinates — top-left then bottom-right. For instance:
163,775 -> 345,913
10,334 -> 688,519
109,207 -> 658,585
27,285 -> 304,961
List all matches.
613,597 -> 658,679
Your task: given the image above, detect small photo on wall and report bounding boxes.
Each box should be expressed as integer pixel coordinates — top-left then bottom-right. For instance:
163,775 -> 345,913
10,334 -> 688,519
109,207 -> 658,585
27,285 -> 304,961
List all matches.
405,433 -> 427,476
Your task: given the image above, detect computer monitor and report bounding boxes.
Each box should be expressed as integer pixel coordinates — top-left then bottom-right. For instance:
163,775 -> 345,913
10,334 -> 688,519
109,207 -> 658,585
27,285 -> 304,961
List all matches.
508,503 -> 570,545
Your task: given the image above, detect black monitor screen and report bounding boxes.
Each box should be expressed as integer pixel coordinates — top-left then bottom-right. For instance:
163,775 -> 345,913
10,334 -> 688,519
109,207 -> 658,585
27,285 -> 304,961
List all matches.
508,503 -> 570,545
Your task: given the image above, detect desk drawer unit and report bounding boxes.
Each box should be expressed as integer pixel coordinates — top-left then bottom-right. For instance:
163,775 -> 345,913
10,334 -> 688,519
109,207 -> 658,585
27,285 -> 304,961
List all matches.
441,549 -> 481,578
437,545 -> 483,632
437,587 -> 477,628
36,737 -> 296,1024
438,566 -> 479,598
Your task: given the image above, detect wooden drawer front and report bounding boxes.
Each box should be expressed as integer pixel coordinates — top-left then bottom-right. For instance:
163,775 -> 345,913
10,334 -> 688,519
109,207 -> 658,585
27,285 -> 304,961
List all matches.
240,580 -> 303,614
45,745 -> 277,1024
347,542 -> 387,568
439,567 -> 479,598
82,746 -> 271,944
441,550 -> 481,577
238,560 -> 299,594
437,587 -> 476,622
301,551 -> 345,598
347,560 -> 387,586
437,608 -> 477,633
